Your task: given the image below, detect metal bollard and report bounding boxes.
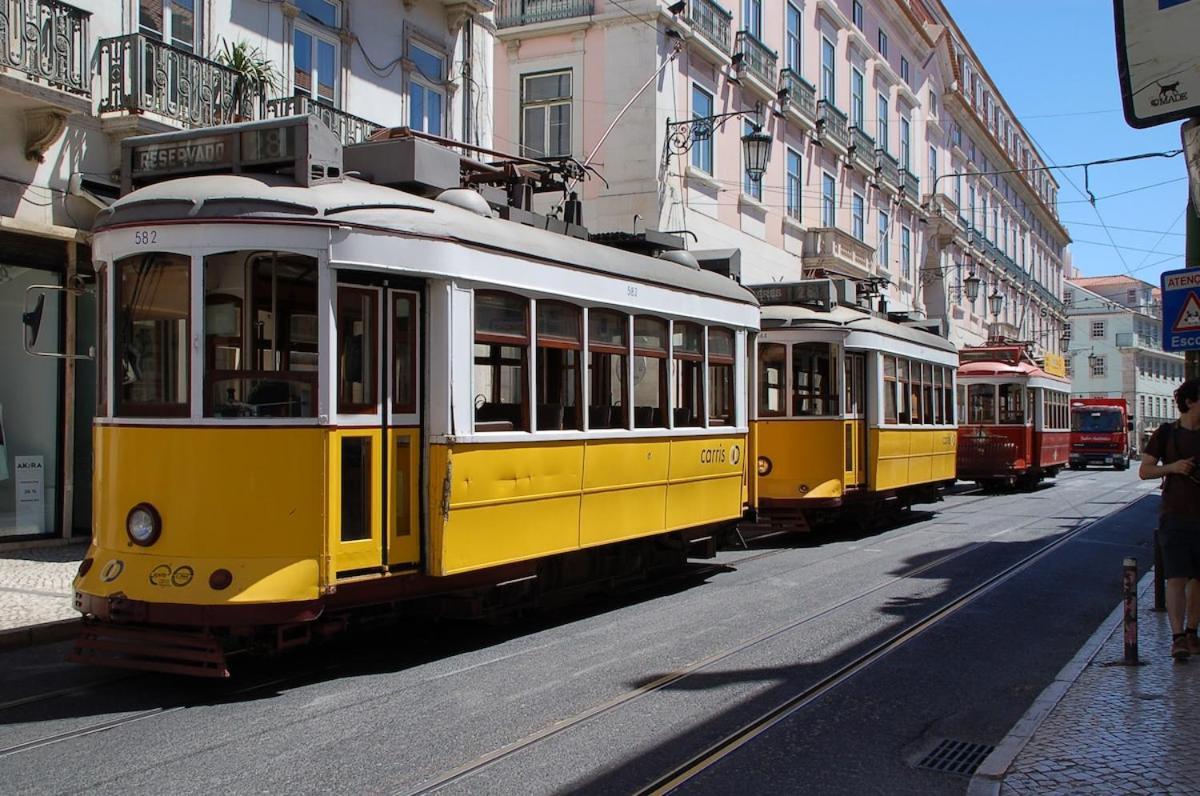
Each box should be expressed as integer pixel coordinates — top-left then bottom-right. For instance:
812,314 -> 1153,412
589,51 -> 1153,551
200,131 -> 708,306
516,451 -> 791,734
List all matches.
1124,557 -> 1139,664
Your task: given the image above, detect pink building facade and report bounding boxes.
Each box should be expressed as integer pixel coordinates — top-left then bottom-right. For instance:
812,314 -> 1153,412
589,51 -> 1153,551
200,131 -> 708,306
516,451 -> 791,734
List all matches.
493,0 -> 1068,351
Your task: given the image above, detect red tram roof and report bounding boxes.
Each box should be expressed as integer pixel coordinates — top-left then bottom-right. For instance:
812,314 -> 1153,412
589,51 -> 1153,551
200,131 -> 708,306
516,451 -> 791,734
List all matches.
957,345 -> 1070,385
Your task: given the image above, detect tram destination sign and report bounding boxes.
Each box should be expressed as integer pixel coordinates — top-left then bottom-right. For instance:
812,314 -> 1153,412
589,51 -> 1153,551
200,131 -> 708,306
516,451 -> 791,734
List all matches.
1160,267 -> 1200,351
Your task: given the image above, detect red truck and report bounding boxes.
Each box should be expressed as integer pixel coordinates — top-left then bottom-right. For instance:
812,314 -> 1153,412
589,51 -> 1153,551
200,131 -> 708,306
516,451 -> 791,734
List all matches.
1068,398 -> 1133,471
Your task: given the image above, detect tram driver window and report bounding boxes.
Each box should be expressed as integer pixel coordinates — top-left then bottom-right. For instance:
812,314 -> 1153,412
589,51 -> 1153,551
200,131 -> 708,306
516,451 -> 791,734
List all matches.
588,310 -> 628,429
116,253 -> 190,417
633,317 -> 668,428
999,383 -> 1025,424
708,327 -> 735,426
203,251 -> 319,418
759,343 -> 787,418
535,301 -> 581,430
474,292 -> 529,432
792,343 -> 838,416
968,384 -> 996,424
672,322 -> 704,427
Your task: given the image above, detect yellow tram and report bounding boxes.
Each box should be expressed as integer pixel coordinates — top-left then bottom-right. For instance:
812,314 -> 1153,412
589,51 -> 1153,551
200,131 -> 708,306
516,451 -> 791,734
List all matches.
59,117 -> 759,675
748,281 -> 958,529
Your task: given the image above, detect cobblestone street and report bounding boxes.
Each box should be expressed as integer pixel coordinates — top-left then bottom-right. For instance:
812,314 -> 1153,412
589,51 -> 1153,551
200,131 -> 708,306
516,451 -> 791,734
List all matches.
0,544 -> 86,632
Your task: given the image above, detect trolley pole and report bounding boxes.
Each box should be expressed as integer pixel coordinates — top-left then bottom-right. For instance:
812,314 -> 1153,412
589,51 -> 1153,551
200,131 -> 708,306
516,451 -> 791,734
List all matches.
1123,557 -> 1139,664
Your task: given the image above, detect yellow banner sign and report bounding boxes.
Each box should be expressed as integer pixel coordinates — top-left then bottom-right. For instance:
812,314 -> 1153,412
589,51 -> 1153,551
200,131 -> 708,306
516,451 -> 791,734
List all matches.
1041,352 -> 1067,377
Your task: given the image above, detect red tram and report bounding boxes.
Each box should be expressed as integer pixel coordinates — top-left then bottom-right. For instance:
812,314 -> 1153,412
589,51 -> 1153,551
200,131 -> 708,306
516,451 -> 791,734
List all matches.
956,344 -> 1071,490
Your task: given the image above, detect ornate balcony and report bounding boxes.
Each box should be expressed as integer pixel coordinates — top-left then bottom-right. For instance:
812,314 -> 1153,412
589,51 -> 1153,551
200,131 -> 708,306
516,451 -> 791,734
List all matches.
803,226 -> 876,280
0,0 -> 90,98
99,34 -> 250,130
686,0 -> 732,55
778,69 -> 815,125
734,30 -> 777,90
815,100 -> 848,151
874,149 -> 900,190
495,0 -> 593,28
848,125 -> 875,173
900,168 -> 919,199
263,95 -> 380,146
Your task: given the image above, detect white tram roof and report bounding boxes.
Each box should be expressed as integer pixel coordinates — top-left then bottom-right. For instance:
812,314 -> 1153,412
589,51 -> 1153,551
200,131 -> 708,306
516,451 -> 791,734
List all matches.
94,174 -> 758,308
759,304 -> 959,356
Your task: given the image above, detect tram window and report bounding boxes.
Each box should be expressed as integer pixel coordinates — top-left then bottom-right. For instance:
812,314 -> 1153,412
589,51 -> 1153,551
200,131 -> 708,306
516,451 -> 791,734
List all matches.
97,265 -> 108,416
968,384 -> 996,424
588,309 -> 627,429
906,360 -> 922,424
340,436 -> 372,542
536,302 -> 582,430
883,356 -> 899,424
759,343 -> 787,417
337,287 -> 379,414
203,251 -> 319,418
474,291 -> 529,432
844,353 -> 864,416
115,253 -> 190,417
897,359 -> 912,424
792,342 -> 838,416
957,383 -> 967,424
947,373 -> 957,424
393,294 -> 417,415
633,317 -> 668,428
708,327 -> 735,426
999,383 -> 1025,424
931,367 -> 943,425
922,363 -> 935,425
672,322 -> 704,427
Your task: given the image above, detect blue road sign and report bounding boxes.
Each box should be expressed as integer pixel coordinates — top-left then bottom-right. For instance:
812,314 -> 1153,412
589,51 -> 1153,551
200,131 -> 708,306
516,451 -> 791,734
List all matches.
1161,268 -> 1200,351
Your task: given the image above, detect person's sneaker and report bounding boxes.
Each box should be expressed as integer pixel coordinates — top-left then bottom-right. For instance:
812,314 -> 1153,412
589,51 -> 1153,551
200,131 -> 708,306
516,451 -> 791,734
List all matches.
1188,631 -> 1200,656
1172,634 -> 1191,661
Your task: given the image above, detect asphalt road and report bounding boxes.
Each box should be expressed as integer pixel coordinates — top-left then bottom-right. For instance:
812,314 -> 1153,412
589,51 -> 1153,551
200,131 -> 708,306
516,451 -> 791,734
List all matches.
0,469 -> 1159,795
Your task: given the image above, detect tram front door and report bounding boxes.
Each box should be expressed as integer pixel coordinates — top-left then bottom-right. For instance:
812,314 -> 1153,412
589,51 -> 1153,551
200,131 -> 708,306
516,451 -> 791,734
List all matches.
329,280 -> 423,579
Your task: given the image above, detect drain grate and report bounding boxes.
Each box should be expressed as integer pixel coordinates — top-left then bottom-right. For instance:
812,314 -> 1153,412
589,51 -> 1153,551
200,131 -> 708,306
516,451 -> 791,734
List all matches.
916,739 -> 996,776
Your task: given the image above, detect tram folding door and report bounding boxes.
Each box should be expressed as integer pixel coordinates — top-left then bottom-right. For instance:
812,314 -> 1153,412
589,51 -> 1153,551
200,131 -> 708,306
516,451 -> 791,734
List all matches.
329,281 -> 423,579
843,352 -> 867,489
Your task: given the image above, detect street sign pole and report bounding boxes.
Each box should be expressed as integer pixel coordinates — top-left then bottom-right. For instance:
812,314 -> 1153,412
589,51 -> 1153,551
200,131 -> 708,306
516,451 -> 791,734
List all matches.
1189,197 -> 1200,379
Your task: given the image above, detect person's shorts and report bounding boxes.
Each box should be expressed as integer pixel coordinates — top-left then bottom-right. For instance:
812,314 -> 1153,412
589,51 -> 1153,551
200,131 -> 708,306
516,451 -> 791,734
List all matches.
1158,515 -> 1200,580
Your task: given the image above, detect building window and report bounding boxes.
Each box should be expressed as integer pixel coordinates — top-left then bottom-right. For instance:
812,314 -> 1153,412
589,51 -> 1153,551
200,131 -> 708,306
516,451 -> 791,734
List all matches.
851,67 -> 864,130
521,71 -> 572,158
691,84 -> 714,173
743,120 -> 763,200
786,3 -> 802,72
294,21 -> 339,103
900,56 -> 910,84
140,0 -> 198,52
588,310 -> 628,429
877,28 -> 888,59
852,192 -> 865,240
408,42 -> 445,135
1091,355 -> 1106,378
1091,320 -> 1105,339
743,0 -> 762,38
877,93 -> 889,151
821,36 -> 835,101
822,172 -> 836,227
900,116 -> 910,170
672,322 -> 705,427
901,225 -> 911,281
852,0 -> 863,29
878,210 -> 890,270
535,302 -> 582,430
474,291 -> 529,432
786,148 -> 803,221
928,145 -> 937,185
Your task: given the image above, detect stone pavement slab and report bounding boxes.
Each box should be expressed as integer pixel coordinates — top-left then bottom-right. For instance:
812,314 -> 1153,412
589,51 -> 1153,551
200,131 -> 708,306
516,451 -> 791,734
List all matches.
0,543 -> 86,636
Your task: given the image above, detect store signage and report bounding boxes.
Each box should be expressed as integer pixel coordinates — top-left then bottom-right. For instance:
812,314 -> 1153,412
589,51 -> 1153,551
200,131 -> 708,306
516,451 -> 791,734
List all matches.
14,455 -> 44,535
1042,353 -> 1067,378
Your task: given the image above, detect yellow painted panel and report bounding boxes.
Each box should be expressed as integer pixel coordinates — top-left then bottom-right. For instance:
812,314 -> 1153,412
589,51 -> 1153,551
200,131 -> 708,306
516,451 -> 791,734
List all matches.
581,439 -> 670,490
450,442 -> 584,507
665,476 -> 744,530
580,485 -> 666,546
327,429 -> 384,575
76,552 -> 320,605
753,420 -> 845,501
388,427 -> 422,567
441,496 -> 580,574
870,429 -> 959,491
666,435 -> 747,481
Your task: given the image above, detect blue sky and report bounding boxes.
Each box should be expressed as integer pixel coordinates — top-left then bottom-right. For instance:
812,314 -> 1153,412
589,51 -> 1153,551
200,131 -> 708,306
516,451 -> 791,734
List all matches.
944,0 -> 1189,286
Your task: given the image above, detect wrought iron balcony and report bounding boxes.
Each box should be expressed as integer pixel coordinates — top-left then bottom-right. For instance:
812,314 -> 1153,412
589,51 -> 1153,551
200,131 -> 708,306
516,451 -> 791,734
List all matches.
900,168 -> 919,198
815,100 -> 848,149
778,69 -> 815,120
848,125 -> 875,172
99,34 -> 251,128
495,0 -> 593,27
0,0 -> 90,96
686,0 -> 732,54
263,95 -> 380,146
734,30 -> 776,87
875,148 -> 900,189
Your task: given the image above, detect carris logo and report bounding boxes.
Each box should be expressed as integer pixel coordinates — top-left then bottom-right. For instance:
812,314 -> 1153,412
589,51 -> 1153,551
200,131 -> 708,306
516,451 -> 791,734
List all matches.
1151,80 -> 1189,108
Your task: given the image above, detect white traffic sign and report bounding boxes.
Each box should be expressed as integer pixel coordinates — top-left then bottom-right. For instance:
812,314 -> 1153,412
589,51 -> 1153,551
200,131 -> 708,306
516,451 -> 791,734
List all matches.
1114,0 -> 1200,129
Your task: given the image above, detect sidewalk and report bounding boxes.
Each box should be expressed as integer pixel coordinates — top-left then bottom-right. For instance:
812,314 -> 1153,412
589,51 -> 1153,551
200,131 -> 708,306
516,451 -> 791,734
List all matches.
970,573 -> 1200,795
0,542 -> 86,647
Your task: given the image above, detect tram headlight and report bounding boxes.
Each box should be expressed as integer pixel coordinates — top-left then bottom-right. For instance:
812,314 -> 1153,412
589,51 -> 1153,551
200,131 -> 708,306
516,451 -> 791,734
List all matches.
126,503 -> 162,547
757,456 -> 773,476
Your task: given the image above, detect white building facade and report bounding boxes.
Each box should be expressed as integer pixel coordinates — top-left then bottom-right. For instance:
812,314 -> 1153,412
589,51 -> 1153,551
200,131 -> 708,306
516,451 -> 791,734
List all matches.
0,0 -> 494,545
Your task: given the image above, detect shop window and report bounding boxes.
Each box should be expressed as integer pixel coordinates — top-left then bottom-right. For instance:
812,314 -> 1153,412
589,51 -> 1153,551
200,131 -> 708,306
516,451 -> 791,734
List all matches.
588,309 -> 627,430
708,327 -> 735,426
968,384 -> 995,424
204,251 -> 319,418
337,287 -> 378,414
672,322 -> 704,427
792,342 -> 838,416
535,301 -> 581,430
999,383 -> 1025,424
116,253 -> 190,417
474,291 -> 529,431
633,317 -> 668,428
759,343 -> 787,417
392,294 -> 417,414
883,355 -> 898,424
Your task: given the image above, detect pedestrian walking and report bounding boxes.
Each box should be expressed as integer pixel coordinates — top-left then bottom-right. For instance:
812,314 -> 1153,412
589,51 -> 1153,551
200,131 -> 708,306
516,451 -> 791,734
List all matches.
1140,378 -> 1200,660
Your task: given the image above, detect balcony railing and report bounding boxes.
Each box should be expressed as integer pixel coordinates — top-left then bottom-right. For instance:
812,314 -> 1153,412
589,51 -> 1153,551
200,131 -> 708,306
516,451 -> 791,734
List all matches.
849,126 -> 875,171
495,0 -> 593,28
875,149 -> 900,188
779,69 -> 815,119
99,34 -> 250,128
0,0 -> 90,96
900,168 -> 919,197
686,0 -> 732,54
264,95 -> 380,146
816,100 -> 848,149
734,30 -> 776,87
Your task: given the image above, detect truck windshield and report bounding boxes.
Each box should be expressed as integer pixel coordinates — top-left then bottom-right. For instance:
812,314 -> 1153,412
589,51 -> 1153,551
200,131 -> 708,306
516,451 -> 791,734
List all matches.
1071,410 -> 1122,433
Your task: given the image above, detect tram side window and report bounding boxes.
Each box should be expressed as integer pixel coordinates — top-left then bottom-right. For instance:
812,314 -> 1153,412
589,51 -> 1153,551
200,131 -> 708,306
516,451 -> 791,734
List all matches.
897,359 -> 912,423
97,264 -> 108,416
944,369 -> 956,424
998,383 -> 1025,424
116,253 -> 190,417
792,342 -> 838,416
536,301 -> 582,430
922,364 -> 935,425
883,356 -> 899,424
633,317 -> 668,428
957,383 -> 967,425
906,361 -> 922,424
673,322 -> 704,427
474,291 -> 529,432
203,251 -> 319,418
931,367 -> 943,425
968,384 -> 996,424
588,310 -> 628,429
708,327 -> 735,426
759,343 -> 787,417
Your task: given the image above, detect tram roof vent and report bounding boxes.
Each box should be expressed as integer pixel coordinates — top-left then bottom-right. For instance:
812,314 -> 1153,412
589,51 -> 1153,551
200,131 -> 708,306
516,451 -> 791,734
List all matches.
343,136 -> 460,197
658,250 -> 701,270
436,188 -> 493,217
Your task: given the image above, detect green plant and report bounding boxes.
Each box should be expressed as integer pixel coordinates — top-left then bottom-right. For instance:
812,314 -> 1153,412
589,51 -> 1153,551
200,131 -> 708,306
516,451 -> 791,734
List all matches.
215,39 -> 280,114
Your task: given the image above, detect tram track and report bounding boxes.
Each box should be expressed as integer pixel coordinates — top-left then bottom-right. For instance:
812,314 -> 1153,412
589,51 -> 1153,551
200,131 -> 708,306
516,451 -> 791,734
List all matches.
400,478 -> 1125,795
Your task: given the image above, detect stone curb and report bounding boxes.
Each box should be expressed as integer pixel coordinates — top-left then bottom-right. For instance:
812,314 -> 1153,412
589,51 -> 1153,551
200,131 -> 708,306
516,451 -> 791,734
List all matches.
0,618 -> 80,652
965,570 -> 1155,796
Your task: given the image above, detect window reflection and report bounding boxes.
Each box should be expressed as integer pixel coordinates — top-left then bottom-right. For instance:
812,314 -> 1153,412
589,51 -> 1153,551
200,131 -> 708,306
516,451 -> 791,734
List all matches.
116,253 -> 190,417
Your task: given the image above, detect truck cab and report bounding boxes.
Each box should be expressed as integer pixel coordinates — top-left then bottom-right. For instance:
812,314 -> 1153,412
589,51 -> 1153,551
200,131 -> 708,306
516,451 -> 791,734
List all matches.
1069,398 -> 1132,471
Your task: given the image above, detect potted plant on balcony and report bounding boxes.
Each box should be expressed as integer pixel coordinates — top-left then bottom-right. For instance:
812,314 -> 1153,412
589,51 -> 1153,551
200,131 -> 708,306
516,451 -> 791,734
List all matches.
215,39 -> 280,122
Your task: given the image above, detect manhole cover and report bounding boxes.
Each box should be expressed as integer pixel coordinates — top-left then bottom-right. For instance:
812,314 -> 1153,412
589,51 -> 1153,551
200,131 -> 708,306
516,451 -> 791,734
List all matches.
916,739 -> 996,776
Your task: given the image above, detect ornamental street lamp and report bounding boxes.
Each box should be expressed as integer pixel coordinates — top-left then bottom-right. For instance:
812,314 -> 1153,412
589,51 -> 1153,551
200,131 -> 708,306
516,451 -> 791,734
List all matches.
988,286 -> 1005,318
664,105 -> 772,183
964,271 -> 982,302
741,127 -> 772,183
